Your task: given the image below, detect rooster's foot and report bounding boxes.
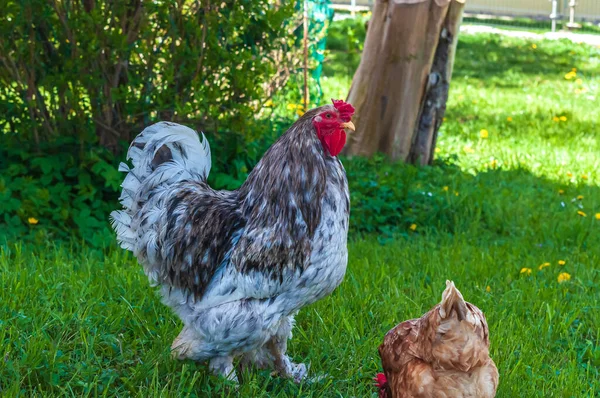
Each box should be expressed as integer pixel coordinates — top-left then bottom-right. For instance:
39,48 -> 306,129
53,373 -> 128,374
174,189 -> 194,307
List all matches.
290,362 -> 308,383
273,355 -> 308,383
209,356 -> 238,383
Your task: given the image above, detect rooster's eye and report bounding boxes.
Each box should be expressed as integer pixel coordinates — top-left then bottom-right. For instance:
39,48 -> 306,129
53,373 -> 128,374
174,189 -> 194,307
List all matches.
325,113 -> 332,119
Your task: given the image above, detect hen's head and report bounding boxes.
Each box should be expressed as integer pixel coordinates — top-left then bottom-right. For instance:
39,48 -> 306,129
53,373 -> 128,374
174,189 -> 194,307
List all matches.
431,280 -> 491,372
311,99 -> 355,157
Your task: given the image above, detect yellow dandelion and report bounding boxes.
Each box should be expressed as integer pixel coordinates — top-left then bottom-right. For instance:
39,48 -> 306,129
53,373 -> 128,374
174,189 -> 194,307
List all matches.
558,189 -> 564,195
577,195 -> 584,200
296,109 -> 305,117
595,213 -> 600,220
489,159 -> 498,169
567,172 -> 573,177
480,129 -> 489,138
264,99 -> 274,107
409,224 -> 417,231
581,174 -> 588,180
564,71 -> 576,80
552,116 -> 560,122
442,186 -> 449,192
454,191 -> 459,196
571,67 -> 577,72
559,116 -> 567,121
507,117 -> 513,122
557,272 -> 571,283
486,286 -> 491,293
538,262 -> 551,270
520,268 -> 532,276
531,44 -> 537,49
286,103 -> 297,111
435,147 -> 441,153
577,211 -> 587,217
28,217 -> 39,225
558,260 -> 566,266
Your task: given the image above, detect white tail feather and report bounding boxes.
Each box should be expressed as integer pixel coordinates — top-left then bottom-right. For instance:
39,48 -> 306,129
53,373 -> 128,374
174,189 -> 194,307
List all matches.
110,122 -> 212,252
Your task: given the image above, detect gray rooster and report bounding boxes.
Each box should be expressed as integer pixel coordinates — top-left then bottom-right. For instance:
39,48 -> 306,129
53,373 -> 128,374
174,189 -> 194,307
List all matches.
111,99 -> 355,382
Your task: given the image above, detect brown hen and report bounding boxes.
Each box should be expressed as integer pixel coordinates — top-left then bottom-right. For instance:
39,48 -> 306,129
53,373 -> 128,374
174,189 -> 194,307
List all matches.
376,281 -> 498,398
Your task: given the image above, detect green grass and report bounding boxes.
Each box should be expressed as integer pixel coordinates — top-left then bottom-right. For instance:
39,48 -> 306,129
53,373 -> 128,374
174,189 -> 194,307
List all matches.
461,16 -> 600,35
2,30 -> 600,396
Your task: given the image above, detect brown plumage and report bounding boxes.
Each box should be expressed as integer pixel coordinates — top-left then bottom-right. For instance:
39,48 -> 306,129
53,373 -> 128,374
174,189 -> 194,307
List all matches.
377,281 -> 499,398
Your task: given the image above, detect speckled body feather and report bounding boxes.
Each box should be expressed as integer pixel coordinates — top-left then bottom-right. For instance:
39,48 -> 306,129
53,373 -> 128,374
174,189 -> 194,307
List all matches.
111,105 -> 350,380
378,281 -> 498,398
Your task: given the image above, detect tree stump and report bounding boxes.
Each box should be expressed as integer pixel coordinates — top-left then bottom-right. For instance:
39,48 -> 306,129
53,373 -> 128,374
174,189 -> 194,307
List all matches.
343,0 -> 466,165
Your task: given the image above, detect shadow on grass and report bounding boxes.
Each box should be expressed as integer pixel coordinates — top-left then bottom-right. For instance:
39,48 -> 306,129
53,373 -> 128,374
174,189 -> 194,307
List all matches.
345,152 -> 600,253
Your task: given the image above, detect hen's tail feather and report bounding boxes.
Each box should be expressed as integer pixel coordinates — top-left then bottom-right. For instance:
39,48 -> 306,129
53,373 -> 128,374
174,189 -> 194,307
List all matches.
110,122 -> 211,252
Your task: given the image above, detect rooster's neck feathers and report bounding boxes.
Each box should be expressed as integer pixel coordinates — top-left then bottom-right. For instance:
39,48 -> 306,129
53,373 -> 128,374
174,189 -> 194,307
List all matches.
233,107 -> 348,278
240,108 -> 330,235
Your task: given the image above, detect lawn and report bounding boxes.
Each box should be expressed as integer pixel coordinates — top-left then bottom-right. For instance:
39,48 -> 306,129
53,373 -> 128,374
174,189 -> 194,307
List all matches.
2,25 -> 600,397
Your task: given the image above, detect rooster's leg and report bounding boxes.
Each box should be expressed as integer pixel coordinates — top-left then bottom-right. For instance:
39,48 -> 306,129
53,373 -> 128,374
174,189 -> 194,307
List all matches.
209,355 -> 238,382
238,315 -> 307,382
268,345 -> 307,383
171,325 -> 203,360
171,326 -> 238,382
266,315 -> 307,383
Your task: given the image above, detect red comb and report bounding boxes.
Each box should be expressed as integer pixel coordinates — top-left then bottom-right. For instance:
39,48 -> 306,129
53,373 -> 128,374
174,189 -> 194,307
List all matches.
374,373 -> 389,398
332,99 -> 355,122
373,372 -> 387,388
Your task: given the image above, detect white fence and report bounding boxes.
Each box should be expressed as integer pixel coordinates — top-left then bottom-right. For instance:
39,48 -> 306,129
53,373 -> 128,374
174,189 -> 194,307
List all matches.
331,0 -> 600,23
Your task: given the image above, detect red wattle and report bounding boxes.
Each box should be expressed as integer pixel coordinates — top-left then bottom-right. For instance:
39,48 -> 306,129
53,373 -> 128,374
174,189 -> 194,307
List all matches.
322,129 -> 346,157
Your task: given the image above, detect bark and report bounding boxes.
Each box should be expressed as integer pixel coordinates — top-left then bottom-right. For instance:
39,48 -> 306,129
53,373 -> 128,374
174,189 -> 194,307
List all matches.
343,0 -> 466,165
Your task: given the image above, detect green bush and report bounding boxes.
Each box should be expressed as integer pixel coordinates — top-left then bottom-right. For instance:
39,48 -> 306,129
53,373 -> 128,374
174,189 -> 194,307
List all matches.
0,118 -> 289,248
323,15 -> 367,77
344,154 -> 464,241
1,129 -> 439,249
0,0 -> 318,247
0,140 -> 120,247
0,4 -> 435,248
0,0 -> 300,151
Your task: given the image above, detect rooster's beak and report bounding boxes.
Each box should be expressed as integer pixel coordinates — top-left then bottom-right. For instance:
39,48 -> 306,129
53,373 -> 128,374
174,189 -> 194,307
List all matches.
341,121 -> 355,132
